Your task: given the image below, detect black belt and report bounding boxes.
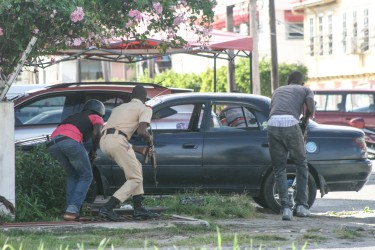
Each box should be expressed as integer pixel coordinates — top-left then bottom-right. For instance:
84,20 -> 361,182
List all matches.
46,136 -> 70,148
103,128 -> 128,139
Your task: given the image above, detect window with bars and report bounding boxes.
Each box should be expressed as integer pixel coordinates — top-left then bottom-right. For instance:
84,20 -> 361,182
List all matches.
342,13 -> 347,53
318,16 -> 324,55
309,17 -> 314,56
328,14 -> 333,55
362,9 -> 369,52
352,11 -> 358,52
286,22 -> 304,39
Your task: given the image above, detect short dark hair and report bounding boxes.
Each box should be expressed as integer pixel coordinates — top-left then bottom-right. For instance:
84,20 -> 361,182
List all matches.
287,70 -> 304,85
132,85 -> 147,103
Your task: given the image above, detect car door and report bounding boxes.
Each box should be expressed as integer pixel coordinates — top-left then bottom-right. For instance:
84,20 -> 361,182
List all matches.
314,92 -> 346,126
140,101 -> 206,192
201,100 -> 271,194
14,93 -> 83,141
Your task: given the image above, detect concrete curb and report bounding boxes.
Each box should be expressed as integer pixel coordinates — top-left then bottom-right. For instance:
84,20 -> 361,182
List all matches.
0,214 -> 209,230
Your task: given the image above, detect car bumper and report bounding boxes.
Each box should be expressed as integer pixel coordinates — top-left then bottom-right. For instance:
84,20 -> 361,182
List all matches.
311,158 -> 372,193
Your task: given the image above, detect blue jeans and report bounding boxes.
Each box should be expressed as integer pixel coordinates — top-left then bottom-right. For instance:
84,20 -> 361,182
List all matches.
267,125 -> 309,209
48,136 -> 93,214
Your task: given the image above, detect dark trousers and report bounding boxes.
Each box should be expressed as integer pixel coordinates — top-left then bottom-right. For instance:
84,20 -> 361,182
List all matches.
267,125 -> 309,209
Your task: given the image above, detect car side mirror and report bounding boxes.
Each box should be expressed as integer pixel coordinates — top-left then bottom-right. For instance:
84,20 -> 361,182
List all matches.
349,117 -> 365,129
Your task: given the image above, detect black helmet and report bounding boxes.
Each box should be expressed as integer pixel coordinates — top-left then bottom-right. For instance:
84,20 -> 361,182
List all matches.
83,99 -> 105,116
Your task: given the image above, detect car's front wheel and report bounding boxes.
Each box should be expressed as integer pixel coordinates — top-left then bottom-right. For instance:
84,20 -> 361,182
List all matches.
252,195 -> 269,209
262,170 -> 317,213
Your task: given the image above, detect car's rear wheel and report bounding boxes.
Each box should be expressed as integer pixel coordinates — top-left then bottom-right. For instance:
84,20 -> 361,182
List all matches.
262,170 -> 317,213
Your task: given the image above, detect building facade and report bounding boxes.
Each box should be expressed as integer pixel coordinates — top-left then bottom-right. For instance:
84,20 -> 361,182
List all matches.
257,0 -> 304,64
292,0 -> 375,90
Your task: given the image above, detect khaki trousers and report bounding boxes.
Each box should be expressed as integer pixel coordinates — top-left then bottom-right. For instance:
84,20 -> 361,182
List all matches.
100,132 -> 144,202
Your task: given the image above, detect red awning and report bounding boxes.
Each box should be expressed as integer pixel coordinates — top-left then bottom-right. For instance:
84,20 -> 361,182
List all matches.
29,28 -> 252,68
73,28 -> 253,52
284,10 -> 304,22
212,9 -> 250,30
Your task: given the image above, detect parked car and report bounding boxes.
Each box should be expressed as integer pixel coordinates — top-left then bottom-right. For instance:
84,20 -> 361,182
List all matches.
95,92 -> 371,212
313,89 -> 375,158
15,92 -> 372,213
13,82 -> 176,141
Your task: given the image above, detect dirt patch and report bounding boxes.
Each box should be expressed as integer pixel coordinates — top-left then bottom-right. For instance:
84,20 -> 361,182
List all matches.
2,207 -> 375,249
214,207 -> 375,249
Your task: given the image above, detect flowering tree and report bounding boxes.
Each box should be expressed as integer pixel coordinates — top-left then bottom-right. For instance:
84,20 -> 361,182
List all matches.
0,0 -> 216,85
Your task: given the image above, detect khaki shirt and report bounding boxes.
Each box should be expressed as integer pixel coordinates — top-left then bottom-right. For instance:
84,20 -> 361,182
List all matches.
103,99 -> 152,139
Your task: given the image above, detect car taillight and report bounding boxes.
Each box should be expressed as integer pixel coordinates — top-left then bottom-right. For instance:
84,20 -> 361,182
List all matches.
353,137 -> 368,158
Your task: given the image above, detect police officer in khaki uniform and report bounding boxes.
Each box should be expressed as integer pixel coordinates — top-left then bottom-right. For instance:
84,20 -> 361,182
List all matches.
98,85 -> 159,221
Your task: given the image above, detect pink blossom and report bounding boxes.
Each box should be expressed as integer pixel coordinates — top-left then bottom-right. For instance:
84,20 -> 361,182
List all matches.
173,15 -> 184,26
202,27 -> 212,37
183,42 -> 192,49
166,27 -> 175,40
73,39 -> 82,46
128,10 -> 143,21
70,7 -> 85,23
0,27 -> 3,36
153,2 -> 163,14
125,20 -> 133,28
33,28 -> 39,34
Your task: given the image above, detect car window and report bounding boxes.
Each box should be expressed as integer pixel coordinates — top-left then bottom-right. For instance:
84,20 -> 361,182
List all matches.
24,109 -> 63,125
212,103 -> 259,129
15,96 -> 66,125
347,93 -> 375,112
314,93 -> 344,111
151,104 -> 204,130
84,92 -> 131,121
315,92 -> 375,113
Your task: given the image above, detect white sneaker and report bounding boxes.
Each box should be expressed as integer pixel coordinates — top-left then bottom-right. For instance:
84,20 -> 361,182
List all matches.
282,208 -> 293,221
296,205 -> 311,217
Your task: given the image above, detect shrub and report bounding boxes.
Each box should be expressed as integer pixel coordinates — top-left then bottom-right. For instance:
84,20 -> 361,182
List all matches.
15,144 -> 66,221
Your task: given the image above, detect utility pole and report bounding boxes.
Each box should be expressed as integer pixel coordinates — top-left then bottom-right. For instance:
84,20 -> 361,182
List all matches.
249,0 -> 260,95
226,4 -> 237,92
269,0 -> 279,92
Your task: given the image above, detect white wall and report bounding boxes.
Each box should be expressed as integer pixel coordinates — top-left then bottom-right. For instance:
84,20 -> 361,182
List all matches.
171,54 -> 228,74
0,102 -> 15,217
258,0 -> 305,64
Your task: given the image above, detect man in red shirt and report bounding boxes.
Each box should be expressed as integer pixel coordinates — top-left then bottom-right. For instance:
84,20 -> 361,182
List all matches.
47,99 -> 105,221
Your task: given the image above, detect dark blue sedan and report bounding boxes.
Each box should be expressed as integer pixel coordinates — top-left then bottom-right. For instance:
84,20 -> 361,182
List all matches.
93,92 -> 372,212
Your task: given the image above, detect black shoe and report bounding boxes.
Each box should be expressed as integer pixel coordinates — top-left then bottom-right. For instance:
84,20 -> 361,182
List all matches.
99,206 -> 125,222
133,206 -> 160,219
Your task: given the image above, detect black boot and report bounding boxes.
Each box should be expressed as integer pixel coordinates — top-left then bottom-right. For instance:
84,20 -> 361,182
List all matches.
132,195 -> 160,219
99,196 -> 125,222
